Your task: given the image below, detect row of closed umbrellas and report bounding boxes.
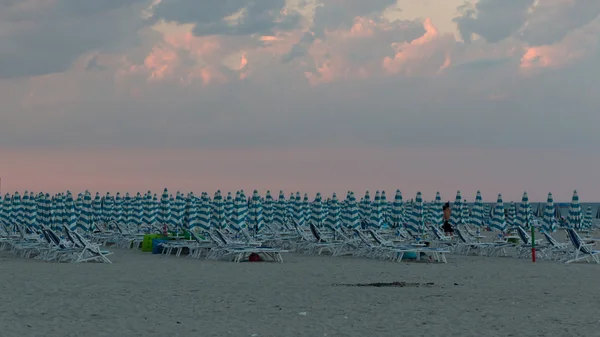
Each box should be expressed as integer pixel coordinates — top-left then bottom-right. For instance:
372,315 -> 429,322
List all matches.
0,189 -> 594,234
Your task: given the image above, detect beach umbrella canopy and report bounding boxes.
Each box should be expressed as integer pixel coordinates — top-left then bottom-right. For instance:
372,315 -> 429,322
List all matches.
324,193 -> 341,231
114,192 -> 123,225
310,192 -> 325,227
344,192 -> 360,229
224,192 -> 234,224
64,191 -> 77,232
515,192 -> 532,229
293,192 -> 305,227
369,191 -> 384,229
583,205 -> 592,228
452,191 -> 462,225
406,192 -> 424,234
75,190 -> 93,233
542,193 -> 557,233
507,202 -> 516,228
158,188 -> 171,227
390,190 -> 404,228
263,191 -> 274,225
431,192 -> 443,228
187,195 -> 202,233
490,194 -> 506,232
248,190 -> 264,234
198,192 -> 212,231
471,191 -> 484,227
567,190 -> 582,229
211,190 -> 226,229
274,191 -> 287,226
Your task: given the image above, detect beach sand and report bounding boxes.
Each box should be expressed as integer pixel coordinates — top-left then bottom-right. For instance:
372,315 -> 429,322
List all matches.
0,248 -> 598,337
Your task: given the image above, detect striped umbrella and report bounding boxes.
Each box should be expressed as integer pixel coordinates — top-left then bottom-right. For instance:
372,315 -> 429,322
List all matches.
471,191 -> 484,227
507,202 -> 516,228
293,192 -> 304,227
64,191 -> 77,232
345,191 -> 360,229
224,192 -> 234,224
380,191 -> 389,223
584,205 -> 593,229
452,191 -> 463,225
461,199 -> 470,226
369,191 -> 384,229
159,188 -> 170,228
567,190 -> 582,229
263,191 -> 274,225
150,194 -> 159,228
248,190 -> 264,234
1,194 -> 11,229
75,190 -> 93,233
114,192 -> 123,225
187,195 -> 201,232
390,189 -> 404,228
310,192 -> 325,227
542,193 -> 557,233
196,192 -> 211,231
123,192 -> 133,228
406,192 -> 424,234
360,191 -> 371,222
274,191 -> 287,226
490,194 -> 506,232
432,192 -> 444,228
515,192 -> 531,229
231,191 -> 246,232
211,191 -> 225,229
103,193 -> 115,228
324,193 -> 341,231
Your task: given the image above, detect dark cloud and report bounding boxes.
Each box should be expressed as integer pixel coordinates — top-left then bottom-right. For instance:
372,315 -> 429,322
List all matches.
518,0 -> 600,46
311,0 -> 396,36
454,0 -> 534,43
152,0 -> 302,36
0,0 -> 149,79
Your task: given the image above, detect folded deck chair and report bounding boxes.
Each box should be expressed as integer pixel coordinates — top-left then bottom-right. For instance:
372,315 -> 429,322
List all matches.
514,226 -> 547,259
565,228 -> 600,264
207,230 -> 288,263
540,231 -> 570,261
41,229 -> 83,262
66,227 -> 113,263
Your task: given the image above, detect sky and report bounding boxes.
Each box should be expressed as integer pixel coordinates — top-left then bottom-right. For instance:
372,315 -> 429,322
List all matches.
0,0 -> 599,202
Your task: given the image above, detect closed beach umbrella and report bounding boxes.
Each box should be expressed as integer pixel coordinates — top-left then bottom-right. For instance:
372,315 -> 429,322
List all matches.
471,191 -> 484,227
567,190 -> 582,229
490,194 -> 506,232
310,192 -> 325,227
542,193 -> 557,233
406,192 -> 424,234
452,191 -> 462,225
390,190 -> 404,228
324,193 -> 341,231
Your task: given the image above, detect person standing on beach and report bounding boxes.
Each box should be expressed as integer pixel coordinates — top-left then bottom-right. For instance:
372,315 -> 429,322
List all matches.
442,202 -> 454,235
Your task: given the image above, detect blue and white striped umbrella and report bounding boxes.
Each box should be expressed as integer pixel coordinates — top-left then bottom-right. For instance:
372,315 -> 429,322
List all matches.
75,190 -> 92,233
186,194 -> 201,232
431,192 -> 443,227
542,193 -> 557,233
515,192 -> 531,228
302,193 -> 310,222
1,194 -> 11,228
274,191 -> 287,226
22,191 -> 37,230
506,202 -> 516,228
64,191 -> 77,231
51,193 -> 62,231
390,189 -> 404,228
461,199 -> 470,226
134,192 -> 143,229
324,193 -> 341,231
159,188 -> 171,227
406,192 -> 424,233
344,192 -> 360,229
452,191 -> 462,225
123,192 -> 133,227
231,191 -> 246,232
490,194 -> 506,232
91,193 -> 102,230
199,192 -> 212,230
248,190 -> 264,234
567,190 -> 582,229
471,191 -> 484,227
75,193 -> 83,218
293,192 -> 304,226
583,205 -> 592,228
380,191 -> 388,222
263,191 -> 274,225
211,191 -> 225,229
224,192 -> 234,224
103,193 -> 115,227
369,191 -> 384,229
360,191 -> 371,221
310,192 -> 325,227
150,194 -> 159,227
114,192 -> 123,225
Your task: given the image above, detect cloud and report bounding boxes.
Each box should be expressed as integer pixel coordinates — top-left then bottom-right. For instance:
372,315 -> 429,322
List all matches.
151,0 -> 303,36
0,0 -> 151,79
0,0 -> 599,152
454,0 -> 535,43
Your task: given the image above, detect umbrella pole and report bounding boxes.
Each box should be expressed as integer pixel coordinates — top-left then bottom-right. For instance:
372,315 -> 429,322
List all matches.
530,219 -> 536,263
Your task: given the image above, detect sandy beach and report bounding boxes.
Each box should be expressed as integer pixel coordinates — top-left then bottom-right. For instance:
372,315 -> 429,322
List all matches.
0,248 -> 598,337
